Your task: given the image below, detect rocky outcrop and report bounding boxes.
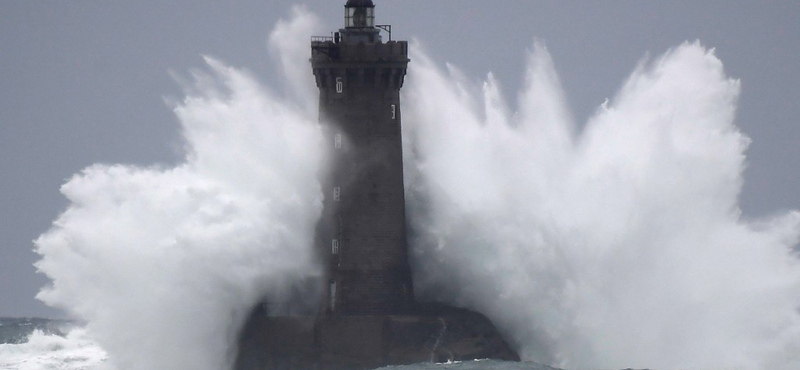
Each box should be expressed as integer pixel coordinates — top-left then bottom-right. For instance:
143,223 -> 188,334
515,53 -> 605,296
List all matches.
234,303 -> 519,370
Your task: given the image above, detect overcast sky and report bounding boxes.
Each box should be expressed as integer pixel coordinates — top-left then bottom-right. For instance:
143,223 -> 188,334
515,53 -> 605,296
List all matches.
2,1 -> 798,318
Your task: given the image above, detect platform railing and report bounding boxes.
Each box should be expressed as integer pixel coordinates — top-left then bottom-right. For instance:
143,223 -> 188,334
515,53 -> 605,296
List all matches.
311,36 -> 334,43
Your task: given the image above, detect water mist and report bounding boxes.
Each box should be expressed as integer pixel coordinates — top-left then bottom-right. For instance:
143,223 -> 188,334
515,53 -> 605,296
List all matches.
34,8 -> 324,370
31,7 -> 800,370
404,42 -> 800,369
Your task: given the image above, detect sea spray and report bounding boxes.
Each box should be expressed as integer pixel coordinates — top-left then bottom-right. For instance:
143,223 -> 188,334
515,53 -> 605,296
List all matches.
33,8 -> 324,370
404,41 -> 800,369
0,328 -> 111,370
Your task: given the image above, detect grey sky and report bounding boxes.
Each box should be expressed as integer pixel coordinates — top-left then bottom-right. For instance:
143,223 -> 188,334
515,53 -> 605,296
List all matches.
1,1 -> 798,318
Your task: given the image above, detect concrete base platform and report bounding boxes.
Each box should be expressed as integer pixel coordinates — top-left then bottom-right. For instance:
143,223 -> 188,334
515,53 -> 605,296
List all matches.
234,304 -> 520,370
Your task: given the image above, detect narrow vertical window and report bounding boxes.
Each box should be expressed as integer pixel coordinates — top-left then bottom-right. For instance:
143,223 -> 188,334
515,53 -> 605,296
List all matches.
332,239 -> 339,254
329,280 -> 337,311
333,187 -> 341,201
391,104 -> 396,119
334,133 -> 342,149
336,77 -> 343,93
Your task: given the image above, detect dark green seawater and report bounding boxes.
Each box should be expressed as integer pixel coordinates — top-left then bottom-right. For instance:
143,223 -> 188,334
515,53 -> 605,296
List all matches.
0,317 -> 72,344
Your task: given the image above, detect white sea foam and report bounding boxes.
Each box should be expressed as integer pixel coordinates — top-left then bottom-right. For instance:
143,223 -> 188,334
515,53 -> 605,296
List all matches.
0,329 -> 111,370
31,6 -> 800,370
34,7 -> 325,370
404,41 -> 800,369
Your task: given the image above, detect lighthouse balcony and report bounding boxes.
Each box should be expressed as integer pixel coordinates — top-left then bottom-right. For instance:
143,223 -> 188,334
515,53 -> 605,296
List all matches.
312,39 -> 408,63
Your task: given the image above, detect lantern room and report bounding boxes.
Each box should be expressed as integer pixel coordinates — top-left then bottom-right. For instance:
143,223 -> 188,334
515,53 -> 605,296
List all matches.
345,0 -> 375,28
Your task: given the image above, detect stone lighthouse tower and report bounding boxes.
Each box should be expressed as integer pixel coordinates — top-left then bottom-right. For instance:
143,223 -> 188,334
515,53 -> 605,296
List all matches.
311,0 -> 413,316
234,3 -> 518,368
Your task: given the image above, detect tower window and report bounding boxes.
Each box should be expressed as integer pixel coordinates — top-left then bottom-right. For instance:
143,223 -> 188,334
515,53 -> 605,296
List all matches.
332,239 -> 339,254
391,104 -> 396,119
334,133 -> 342,149
333,187 -> 341,201
336,77 -> 343,93
330,280 -> 337,311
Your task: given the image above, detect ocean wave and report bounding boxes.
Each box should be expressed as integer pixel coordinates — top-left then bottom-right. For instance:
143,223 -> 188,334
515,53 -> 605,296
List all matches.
0,328 -> 112,370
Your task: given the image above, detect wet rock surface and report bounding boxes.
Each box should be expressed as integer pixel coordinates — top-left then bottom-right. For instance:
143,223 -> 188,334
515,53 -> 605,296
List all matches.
235,303 -> 519,370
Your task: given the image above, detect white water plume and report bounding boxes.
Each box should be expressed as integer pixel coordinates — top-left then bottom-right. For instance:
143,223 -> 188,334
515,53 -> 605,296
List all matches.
32,6 -> 800,370
34,8 -> 324,370
0,329 -> 110,370
404,41 -> 800,369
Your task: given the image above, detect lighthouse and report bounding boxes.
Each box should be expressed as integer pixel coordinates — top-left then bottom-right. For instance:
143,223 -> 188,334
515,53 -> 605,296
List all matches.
234,2 -> 519,369
311,0 -> 413,316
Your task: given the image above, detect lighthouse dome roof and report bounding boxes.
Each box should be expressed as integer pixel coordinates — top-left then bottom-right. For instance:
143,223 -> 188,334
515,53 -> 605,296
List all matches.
345,0 -> 375,7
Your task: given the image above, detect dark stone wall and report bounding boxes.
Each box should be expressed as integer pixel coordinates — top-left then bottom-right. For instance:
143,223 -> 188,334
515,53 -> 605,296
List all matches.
312,37 -> 413,315
234,304 -> 520,370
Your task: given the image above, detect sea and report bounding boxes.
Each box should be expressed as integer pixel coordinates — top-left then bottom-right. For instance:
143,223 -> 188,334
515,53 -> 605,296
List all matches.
0,317 -> 110,370
0,318 -> 564,370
